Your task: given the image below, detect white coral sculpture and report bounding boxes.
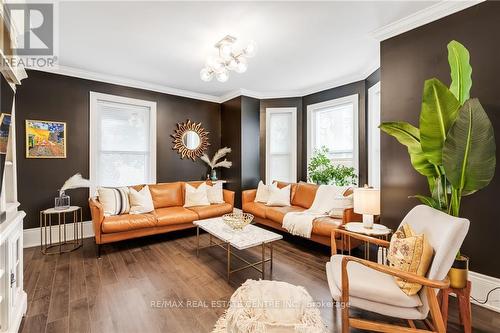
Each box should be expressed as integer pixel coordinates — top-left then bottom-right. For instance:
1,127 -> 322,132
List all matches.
59,173 -> 92,195
201,147 -> 232,170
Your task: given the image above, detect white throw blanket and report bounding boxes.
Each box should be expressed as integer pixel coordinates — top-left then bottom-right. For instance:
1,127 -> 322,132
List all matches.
282,185 -> 348,238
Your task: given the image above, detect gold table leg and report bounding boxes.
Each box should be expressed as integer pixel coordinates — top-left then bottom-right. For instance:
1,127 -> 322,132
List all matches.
196,226 -> 199,257
270,243 -> 274,277
227,243 -> 231,282
262,243 -> 265,280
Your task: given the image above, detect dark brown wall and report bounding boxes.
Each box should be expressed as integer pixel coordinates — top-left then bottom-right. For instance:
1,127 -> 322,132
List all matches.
380,1 -> 500,277
241,96 -> 261,191
302,81 -> 368,185
220,97 -> 242,206
259,98 -> 303,182
16,70 -> 221,229
220,96 -> 260,207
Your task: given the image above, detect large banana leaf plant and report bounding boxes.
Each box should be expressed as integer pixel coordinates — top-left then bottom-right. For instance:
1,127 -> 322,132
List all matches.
380,40 -> 496,219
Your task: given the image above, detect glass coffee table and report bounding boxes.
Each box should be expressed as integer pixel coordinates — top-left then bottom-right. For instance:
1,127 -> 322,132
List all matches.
194,217 -> 283,282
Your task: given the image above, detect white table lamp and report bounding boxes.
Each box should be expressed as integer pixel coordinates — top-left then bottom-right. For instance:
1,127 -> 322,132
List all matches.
353,187 -> 380,229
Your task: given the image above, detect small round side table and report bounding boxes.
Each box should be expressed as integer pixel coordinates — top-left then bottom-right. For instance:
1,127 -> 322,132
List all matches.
40,206 -> 83,255
339,222 -> 392,262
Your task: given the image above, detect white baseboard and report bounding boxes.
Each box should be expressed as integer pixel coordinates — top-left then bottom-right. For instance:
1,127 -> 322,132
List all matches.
23,220 -> 94,248
469,271 -> 500,313
22,220 -> 500,313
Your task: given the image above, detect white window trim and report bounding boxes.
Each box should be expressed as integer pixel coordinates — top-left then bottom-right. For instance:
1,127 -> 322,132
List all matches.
306,94 -> 359,178
265,107 -> 297,184
89,92 -> 157,196
368,82 -> 381,188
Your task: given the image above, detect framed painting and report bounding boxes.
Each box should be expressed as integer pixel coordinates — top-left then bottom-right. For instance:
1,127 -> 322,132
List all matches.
26,119 -> 67,158
0,113 -> 11,154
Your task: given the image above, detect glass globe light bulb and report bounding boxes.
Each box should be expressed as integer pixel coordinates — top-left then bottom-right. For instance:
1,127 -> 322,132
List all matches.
243,40 -> 257,57
200,68 -> 213,82
228,57 -> 238,70
220,43 -> 233,58
206,56 -> 224,72
235,58 -> 248,73
216,69 -> 229,83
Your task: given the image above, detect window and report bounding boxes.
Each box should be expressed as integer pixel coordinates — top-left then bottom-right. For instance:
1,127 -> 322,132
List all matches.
307,94 -> 359,174
266,107 -> 297,184
90,92 -> 156,194
368,82 -> 381,187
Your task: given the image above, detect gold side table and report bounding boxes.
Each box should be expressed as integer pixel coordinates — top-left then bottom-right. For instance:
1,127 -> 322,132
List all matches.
40,206 -> 83,255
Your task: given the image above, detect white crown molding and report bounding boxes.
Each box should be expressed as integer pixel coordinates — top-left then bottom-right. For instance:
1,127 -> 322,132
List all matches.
371,0 -> 485,41
218,62 -> 380,103
30,62 -> 380,104
30,65 -> 221,103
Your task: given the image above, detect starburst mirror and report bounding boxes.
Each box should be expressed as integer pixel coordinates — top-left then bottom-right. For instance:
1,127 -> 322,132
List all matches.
171,119 -> 210,160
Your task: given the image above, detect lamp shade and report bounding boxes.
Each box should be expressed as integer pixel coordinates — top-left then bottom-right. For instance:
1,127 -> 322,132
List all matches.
353,187 -> 380,215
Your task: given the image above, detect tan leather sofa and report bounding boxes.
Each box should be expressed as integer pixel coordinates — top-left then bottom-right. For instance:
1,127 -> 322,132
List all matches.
242,181 -> 361,250
89,181 -> 234,254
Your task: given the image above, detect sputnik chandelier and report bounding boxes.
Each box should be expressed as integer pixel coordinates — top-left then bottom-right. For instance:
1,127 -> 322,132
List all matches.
200,35 -> 257,83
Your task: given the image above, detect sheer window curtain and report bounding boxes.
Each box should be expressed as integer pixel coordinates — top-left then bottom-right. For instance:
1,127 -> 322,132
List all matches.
265,107 -> 297,184
307,94 -> 359,177
89,92 -> 156,196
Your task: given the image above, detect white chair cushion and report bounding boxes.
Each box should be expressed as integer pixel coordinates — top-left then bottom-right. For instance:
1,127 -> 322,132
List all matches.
328,255 -> 422,308
326,262 -> 425,320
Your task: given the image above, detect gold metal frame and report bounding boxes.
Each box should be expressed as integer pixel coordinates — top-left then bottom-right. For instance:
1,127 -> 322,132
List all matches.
40,207 -> 83,255
196,226 -> 274,282
26,119 -> 67,159
171,119 -> 209,160
0,113 -> 11,155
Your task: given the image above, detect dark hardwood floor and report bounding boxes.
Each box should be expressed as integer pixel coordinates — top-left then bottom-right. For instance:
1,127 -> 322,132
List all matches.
21,229 -> 499,333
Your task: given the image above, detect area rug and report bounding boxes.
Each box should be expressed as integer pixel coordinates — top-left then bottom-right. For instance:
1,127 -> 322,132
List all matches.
212,279 -> 327,333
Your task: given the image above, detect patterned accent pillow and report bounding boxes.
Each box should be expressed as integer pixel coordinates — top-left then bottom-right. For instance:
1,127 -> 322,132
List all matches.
97,187 -> 130,216
388,224 -> 434,295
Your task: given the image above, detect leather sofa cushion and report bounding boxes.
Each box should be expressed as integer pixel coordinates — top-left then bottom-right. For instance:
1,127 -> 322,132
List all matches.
188,203 -> 233,219
101,213 -> 156,233
149,182 -> 183,208
292,182 -> 318,209
312,217 -> 343,237
154,207 -> 198,226
266,206 -> 305,224
243,202 -> 268,219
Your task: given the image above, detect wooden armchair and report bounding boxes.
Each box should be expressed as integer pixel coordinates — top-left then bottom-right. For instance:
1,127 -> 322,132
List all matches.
326,205 -> 470,333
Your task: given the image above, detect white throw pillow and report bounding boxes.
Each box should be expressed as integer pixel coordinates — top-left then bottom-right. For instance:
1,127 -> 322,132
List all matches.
184,183 -> 211,207
97,187 -> 130,216
129,185 -> 155,214
254,181 -> 277,203
328,193 -> 354,218
207,182 -> 224,204
266,184 -> 291,207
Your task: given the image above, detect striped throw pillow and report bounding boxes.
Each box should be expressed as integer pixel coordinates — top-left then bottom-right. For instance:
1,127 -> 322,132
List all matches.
98,187 -> 131,216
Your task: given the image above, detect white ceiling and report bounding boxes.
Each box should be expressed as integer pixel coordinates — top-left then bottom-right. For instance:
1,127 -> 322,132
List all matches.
55,1 -> 440,99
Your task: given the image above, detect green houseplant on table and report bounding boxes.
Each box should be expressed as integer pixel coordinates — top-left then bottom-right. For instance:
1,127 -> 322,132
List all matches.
307,147 -> 357,186
380,40 -> 496,288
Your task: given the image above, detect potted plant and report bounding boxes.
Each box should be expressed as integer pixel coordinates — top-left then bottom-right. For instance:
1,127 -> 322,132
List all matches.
307,147 -> 357,186
380,40 -> 496,288
201,147 -> 232,181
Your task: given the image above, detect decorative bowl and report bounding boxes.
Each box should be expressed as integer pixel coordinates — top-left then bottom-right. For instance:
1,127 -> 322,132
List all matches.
222,212 -> 254,230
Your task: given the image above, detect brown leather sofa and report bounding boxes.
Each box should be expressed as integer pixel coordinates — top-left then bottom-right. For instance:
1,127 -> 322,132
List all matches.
242,181 -> 361,250
89,181 -> 234,255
